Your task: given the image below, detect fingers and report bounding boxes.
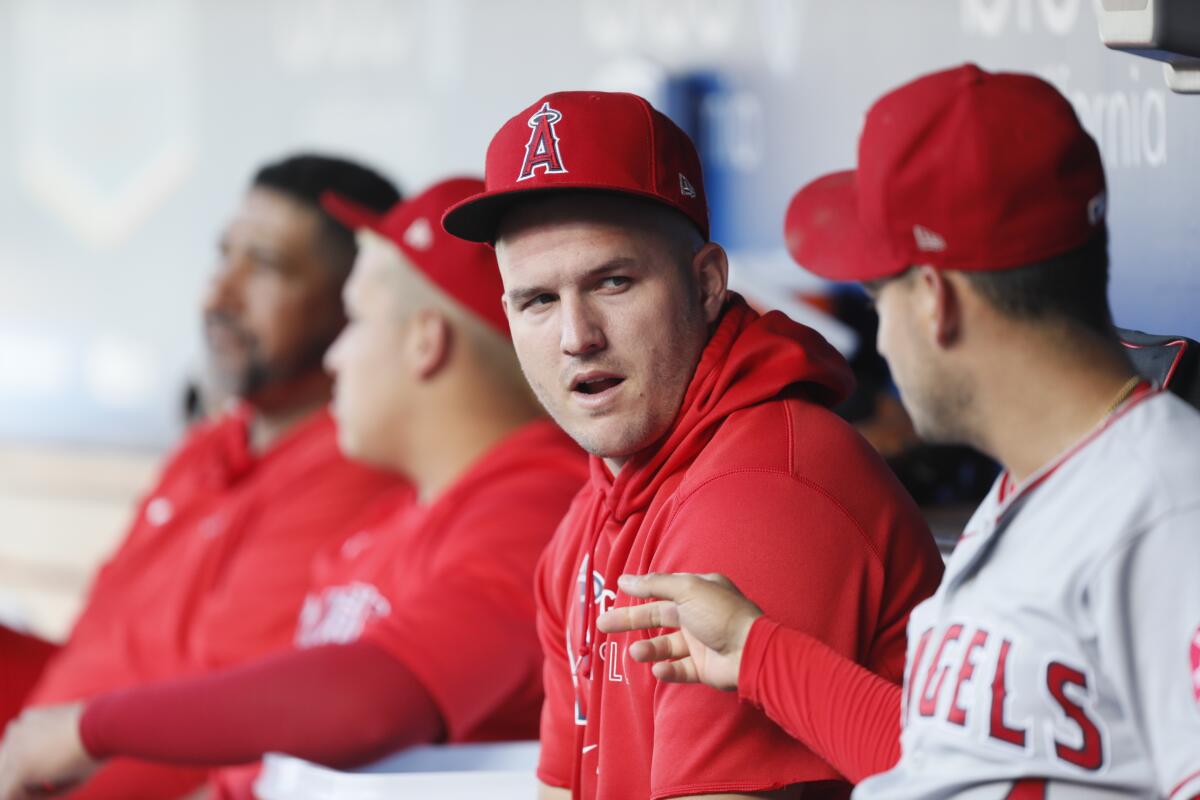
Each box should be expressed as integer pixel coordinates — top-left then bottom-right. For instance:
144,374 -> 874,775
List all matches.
616,572 -> 732,601
698,573 -> 737,591
596,601 -> 678,634
627,632 -> 690,663
652,658 -> 700,684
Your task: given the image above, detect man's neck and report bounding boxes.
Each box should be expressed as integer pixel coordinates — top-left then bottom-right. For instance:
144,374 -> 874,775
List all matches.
406,387 -> 545,505
248,399 -> 326,453
602,456 -> 625,477
973,336 -> 1139,485
246,373 -> 334,453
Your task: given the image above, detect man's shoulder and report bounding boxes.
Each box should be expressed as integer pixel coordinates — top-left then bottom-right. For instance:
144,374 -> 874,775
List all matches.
683,395 -> 914,513
1079,391 -> 1200,516
1020,391 -> 1200,566
1122,391 -> 1200,503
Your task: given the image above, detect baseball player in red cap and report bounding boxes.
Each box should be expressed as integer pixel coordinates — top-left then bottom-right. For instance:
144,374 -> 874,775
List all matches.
0,178 -> 588,800
442,91 -> 944,799
599,64 -> 1200,799
0,154 -> 410,799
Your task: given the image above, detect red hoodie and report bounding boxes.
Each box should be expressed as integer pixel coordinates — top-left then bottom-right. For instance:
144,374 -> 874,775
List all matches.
535,297 -> 944,800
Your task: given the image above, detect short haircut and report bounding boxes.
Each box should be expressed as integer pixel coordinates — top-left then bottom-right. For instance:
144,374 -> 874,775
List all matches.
252,154 -> 401,277
962,228 -> 1113,337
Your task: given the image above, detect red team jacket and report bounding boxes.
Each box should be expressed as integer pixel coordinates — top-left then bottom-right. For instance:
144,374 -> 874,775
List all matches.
210,419 -> 588,799
28,407 -> 406,799
536,298 -> 945,799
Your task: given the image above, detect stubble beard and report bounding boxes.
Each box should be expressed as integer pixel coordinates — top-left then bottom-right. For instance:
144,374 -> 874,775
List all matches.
904,365 -> 978,448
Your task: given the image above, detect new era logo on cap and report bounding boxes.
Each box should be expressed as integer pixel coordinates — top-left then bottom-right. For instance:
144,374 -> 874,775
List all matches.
679,173 -> 696,198
913,224 -> 946,253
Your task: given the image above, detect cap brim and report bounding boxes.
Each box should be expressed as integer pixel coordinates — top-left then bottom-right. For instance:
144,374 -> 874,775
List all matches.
321,190 -> 387,234
784,170 -> 905,282
441,188 -> 530,244
443,184 -> 709,244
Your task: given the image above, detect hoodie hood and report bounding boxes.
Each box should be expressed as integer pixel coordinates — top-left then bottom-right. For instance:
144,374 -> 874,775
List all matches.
593,293 -> 854,521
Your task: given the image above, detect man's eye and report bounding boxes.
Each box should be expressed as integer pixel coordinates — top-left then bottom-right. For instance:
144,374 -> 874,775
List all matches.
526,293 -> 556,309
598,276 -> 630,290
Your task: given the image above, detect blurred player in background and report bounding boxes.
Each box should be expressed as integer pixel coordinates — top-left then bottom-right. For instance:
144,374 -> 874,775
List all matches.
600,64 -> 1200,799
442,90 -> 944,800
0,177 -> 588,800
0,154 -> 409,798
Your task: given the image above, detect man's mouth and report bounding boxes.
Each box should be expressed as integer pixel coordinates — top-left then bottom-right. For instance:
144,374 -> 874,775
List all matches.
204,316 -> 254,354
570,372 -> 625,396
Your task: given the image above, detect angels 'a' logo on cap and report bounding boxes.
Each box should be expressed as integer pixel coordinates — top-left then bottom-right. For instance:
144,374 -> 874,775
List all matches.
517,102 -> 568,182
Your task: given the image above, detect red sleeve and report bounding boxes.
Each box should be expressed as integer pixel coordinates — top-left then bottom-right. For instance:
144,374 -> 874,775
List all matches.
642,471 -> 894,795
739,617 -> 902,783
533,523 -> 576,790
362,478 -> 568,742
79,641 -> 442,768
0,625 -> 58,727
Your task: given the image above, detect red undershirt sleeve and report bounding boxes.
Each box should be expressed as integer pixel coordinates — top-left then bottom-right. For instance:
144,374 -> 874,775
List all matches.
738,617 -> 903,784
78,641 -> 443,769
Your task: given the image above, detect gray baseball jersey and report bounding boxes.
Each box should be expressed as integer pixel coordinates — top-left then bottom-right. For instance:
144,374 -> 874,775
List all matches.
855,389 -> 1200,799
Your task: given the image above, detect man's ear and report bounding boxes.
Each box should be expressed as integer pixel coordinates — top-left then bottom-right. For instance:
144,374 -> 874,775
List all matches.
914,266 -> 962,348
405,309 -> 452,380
692,242 -> 729,324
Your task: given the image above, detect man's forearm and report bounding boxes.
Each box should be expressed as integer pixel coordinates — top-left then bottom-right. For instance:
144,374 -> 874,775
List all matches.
738,618 -> 902,783
82,641 -> 443,768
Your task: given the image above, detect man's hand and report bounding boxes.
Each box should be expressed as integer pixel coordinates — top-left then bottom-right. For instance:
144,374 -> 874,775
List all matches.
596,573 -> 763,692
0,703 -> 98,799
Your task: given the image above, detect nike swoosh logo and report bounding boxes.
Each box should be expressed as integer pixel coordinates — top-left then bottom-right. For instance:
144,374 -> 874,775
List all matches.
581,744 -> 598,754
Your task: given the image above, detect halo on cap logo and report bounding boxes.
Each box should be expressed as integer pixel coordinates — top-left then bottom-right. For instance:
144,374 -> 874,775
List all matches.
517,102 -> 568,182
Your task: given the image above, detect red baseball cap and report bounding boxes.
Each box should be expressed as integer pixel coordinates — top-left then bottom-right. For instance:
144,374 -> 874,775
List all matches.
441,91 -> 709,243
323,177 -> 509,336
785,64 -> 1107,282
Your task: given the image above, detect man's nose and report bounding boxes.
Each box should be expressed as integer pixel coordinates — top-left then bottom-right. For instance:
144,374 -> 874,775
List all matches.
323,330 -> 345,376
559,296 -> 606,357
203,259 -> 247,316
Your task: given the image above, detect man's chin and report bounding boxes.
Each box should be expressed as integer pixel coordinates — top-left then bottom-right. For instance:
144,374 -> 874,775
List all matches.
563,420 -> 659,464
336,436 -> 367,464
205,358 -> 252,393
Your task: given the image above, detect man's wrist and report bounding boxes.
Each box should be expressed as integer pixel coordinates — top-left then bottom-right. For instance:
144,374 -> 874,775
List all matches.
76,699 -> 106,761
736,616 -> 780,706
